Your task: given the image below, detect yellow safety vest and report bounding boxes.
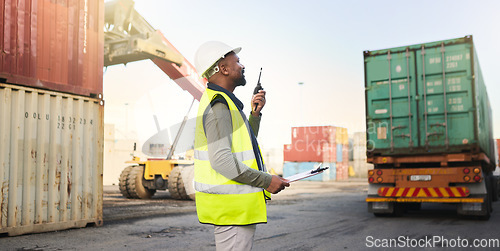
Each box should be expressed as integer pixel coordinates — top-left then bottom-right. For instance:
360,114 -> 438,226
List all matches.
194,86 -> 270,225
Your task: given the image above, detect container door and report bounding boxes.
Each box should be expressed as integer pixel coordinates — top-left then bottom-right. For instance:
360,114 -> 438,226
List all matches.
415,43 -> 475,150
365,49 -> 418,153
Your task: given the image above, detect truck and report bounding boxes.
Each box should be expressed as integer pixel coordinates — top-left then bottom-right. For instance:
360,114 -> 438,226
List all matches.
363,36 -> 497,219
104,0 -> 206,200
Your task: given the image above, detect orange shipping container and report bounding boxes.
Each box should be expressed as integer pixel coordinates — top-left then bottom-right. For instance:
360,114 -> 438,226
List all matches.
0,0 -> 104,97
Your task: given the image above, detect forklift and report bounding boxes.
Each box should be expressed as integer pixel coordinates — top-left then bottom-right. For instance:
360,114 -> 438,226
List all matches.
104,0 -> 206,200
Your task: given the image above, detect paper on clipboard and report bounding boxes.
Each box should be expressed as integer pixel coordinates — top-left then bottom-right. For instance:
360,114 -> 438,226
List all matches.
284,164 -> 329,182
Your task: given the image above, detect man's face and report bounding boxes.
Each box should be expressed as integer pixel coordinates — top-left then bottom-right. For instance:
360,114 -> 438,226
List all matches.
223,52 -> 246,87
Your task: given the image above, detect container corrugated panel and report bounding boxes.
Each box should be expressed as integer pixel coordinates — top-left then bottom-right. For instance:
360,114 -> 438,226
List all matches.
291,126 -> 336,144
335,127 -> 348,145
283,162 -> 332,181
329,162 -> 336,180
353,132 -> 367,160
342,144 -> 349,163
336,144 -> 343,162
352,159 -> 373,178
0,0 -> 104,97
283,142 -> 336,162
364,36 -> 495,160
0,83 -> 103,236
348,139 -> 353,161
336,162 -> 348,181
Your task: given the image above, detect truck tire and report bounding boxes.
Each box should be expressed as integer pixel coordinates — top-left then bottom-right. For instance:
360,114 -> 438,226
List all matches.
168,166 -> 187,200
128,165 -> 156,199
119,166 -> 135,198
489,175 -> 498,202
168,165 -> 195,200
181,165 -> 196,200
478,194 -> 491,220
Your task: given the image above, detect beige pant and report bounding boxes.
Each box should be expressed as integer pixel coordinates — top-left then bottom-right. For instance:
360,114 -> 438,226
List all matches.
214,225 -> 257,251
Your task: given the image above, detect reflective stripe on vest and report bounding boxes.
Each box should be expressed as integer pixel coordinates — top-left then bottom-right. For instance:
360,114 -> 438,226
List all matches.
194,181 -> 262,195
195,149 -> 256,162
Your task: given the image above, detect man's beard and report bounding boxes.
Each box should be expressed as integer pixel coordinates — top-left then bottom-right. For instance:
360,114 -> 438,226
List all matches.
236,70 -> 246,86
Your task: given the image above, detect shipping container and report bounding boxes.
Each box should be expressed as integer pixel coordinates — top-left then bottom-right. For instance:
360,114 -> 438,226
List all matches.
0,0 -> 104,97
291,126 -> 336,144
351,159 -> 373,178
329,162 -> 337,180
335,127 -> 348,145
352,132 -> 367,161
336,144 -> 343,162
0,83 -> 104,236
348,138 -> 353,161
283,142 -> 336,162
353,132 -> 366,147
336,162 -> 348,181
342,144 -> 349,163
283,162 -> 333,182
364,36 -> 495,161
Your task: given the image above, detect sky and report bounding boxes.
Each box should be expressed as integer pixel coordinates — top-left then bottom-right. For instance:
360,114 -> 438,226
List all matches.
103,0 -> 500,155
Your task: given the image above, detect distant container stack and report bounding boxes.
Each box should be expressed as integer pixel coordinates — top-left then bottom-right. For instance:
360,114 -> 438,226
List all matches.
0,0 -> 104,236
283,126 -> 349,181
351,132 -> 374,178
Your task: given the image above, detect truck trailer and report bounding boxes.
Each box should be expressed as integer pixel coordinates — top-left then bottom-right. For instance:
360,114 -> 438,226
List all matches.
363,36 -> 497,219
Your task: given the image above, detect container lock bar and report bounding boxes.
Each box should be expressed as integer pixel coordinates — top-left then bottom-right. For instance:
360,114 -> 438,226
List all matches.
421,46 -> 429,149
387,51 -> 394,152
405,48 -> 413,149
440,43 -> 449,149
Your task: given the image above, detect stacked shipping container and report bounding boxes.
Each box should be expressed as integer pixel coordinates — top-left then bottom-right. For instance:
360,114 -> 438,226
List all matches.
351,132 -> 374,178
0,0 -> 104,97
336,127 -> 349,180
0,0 -> 104,236
283,126 -> 349,181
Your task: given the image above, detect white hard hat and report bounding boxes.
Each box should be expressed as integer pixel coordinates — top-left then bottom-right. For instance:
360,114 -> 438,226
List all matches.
194,41 -> 241,79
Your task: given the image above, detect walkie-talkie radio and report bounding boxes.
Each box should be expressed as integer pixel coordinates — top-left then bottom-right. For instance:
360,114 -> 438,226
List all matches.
253,68 -> 264,112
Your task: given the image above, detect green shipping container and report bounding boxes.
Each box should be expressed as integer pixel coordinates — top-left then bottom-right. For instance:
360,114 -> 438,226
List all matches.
364,36 -> 495,162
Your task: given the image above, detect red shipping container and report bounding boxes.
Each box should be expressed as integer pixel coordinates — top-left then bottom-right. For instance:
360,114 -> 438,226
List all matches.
0,0 -> 104,97
284,142 -> 336,162
291,126 -> 336,145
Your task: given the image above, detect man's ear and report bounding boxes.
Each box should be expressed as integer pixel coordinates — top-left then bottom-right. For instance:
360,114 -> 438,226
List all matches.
218,61 -> 229,76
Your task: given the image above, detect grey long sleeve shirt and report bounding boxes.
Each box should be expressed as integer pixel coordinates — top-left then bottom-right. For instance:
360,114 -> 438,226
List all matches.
204,102 -> 272,189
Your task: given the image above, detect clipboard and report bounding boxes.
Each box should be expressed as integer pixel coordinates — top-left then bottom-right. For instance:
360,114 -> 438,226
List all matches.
284,164 -> 329,182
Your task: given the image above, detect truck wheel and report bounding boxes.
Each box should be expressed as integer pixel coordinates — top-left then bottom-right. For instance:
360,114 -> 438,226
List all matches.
478,195 -> 491,220
181,165 -> 196,200
168,166 -> 187,199
489,175 -> 498,202
128,165 -> 156,199
119,166 -> 134,198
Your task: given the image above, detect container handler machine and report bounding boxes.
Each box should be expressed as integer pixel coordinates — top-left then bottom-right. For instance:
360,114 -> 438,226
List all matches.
104,0 -> 206,200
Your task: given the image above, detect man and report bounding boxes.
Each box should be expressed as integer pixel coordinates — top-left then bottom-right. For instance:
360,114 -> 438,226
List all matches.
193,41 -> 290,250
